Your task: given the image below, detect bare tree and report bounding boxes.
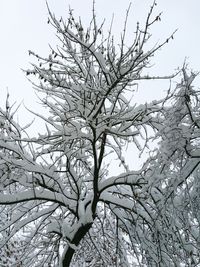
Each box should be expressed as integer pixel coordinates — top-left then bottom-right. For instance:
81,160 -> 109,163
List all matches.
0,1 -> 199,266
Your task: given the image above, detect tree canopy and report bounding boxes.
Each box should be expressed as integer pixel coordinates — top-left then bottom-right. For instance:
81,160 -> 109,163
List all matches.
0,1 -> 200,266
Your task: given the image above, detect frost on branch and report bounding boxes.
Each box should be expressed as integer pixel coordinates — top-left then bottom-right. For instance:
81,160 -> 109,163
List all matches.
0,1 -> 200,266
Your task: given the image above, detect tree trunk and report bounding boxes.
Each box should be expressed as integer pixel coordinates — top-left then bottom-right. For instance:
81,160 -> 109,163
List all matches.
62,223 -> 92,267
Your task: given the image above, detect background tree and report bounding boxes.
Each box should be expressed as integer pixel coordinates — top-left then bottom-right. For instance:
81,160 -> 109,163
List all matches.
0,1 -> 199,266
0,206 -> 23,267
149,69 -> 200,265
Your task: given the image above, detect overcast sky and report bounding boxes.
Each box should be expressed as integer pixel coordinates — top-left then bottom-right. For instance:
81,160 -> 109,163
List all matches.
0,0 -> 200,124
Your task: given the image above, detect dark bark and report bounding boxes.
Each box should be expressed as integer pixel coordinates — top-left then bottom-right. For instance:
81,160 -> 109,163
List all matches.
62,223 -> 93,267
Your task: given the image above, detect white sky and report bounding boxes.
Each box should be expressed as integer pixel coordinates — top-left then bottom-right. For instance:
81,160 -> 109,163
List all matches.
0,0 -> 199,124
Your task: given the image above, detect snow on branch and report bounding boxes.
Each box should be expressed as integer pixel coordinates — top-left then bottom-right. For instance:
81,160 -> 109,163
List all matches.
0,2 -> 200,266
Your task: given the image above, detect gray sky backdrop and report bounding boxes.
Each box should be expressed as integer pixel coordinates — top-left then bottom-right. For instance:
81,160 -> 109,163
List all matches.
0,0 -> 199,126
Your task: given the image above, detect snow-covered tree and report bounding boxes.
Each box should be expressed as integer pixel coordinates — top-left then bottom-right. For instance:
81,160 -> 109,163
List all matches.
0,206 -> 23,267
0,1 -> 200,266
147,69 -> 200,265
